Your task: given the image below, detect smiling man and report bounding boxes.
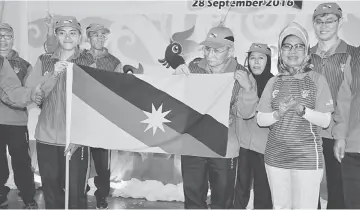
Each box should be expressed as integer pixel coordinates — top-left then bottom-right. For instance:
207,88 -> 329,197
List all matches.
44,21 -> 122,209
310,2 -> 358,209
25,16 -> 94,209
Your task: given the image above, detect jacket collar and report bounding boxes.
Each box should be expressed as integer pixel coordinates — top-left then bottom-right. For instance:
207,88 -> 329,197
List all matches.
2,49 -> 20,61
50,46 -> 81,61
310,39 -> 347,57
85,47 -> 109,59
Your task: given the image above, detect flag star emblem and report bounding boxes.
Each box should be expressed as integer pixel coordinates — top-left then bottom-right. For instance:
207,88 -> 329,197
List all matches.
141,103 -> 171,135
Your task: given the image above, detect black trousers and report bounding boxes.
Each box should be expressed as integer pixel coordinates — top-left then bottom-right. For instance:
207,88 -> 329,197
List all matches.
0,124 -> 35,204
322,138 -> 345,209
181,155 -> 237,209
233,148 -> 272,209
37,142 -> 89,209
91,147 -> 110,199
342,152 -> 360,209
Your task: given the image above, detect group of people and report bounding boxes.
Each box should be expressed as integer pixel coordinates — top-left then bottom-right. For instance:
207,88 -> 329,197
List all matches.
175,2 -> 360,210
0,15 -> 124,209
0,1 -> 359,210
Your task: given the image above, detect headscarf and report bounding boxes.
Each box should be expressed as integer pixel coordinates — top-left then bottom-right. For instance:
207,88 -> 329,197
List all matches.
277,22 -> 313,76
245,43 -> 274,98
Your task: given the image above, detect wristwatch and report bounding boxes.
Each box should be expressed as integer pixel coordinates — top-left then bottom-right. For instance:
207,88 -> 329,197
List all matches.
297,106 -> 306,117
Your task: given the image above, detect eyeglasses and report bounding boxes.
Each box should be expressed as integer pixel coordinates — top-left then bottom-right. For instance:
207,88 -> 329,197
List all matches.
314,19 -> 338,27
90,34 -> 108,40
281,43 -> 305,52
204,46 -> 229,55
57,31 -> 80,38
0,34 -> 13,40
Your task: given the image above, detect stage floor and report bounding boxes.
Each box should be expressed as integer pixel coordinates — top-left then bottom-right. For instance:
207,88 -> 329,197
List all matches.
6,189 -> 184,209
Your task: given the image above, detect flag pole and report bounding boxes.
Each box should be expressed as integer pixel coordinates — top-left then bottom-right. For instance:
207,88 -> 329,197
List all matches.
65,63 -> 74,210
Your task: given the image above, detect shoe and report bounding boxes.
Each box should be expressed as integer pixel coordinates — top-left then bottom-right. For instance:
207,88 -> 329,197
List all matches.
0,186 -> 10,209
23,201 -> 38,209
96,197 -> 108,209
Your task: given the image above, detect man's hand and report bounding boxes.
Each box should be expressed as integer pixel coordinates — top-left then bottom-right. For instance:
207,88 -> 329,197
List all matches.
54,61 -> 69,76
173,64 -> 190,76
44,11 -> 55,35
31,83 -> 44,106
234,70 -> 252,91
334,139 -> 346,163
64,143 -> 81,159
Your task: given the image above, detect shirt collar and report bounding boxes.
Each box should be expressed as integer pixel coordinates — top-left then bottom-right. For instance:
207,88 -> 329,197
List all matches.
50,46 -> 81,61
4,50 -> 20,60
311,39 -> 347,57
278,71 -> 309,80
86,48 -> 109,59
198,57 -> 237,73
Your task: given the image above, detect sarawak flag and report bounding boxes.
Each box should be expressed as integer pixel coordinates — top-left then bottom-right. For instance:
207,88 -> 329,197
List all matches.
66,64 -> 235,158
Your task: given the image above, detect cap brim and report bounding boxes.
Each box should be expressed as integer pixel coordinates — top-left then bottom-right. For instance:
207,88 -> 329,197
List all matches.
247,49 -> 271,56
199,40 -> 224,49
55,24 -> 81,31
0,27 -> 13,32
87,28 -> 110,34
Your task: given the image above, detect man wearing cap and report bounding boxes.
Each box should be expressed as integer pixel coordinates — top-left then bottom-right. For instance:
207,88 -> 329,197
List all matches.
0,22 -> 40,209
175,26 -> 258,209
310,2 -> 358,209
44,19 -> 123,73
25,16 -> 94,209
43,21 -> 122,209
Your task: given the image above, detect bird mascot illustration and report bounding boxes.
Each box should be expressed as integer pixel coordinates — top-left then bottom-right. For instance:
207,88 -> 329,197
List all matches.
158,25 -> 198,69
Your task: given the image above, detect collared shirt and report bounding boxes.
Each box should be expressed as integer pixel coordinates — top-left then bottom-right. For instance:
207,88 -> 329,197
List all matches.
0,50 -> 32,126
257,71 -> 333,170
50,46 -> 82,61
316,38 -> 342,58
311,39 -> 356,139
25,47 -> 94,146
2,50 -> 32,85
83,48 -> 122,73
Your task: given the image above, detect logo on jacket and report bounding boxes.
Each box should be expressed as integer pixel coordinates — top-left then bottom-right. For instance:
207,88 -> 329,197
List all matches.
272,90 -> 279,98
301,90 -> 310,98
13,67 -> 20,74
340,63 -> 345,72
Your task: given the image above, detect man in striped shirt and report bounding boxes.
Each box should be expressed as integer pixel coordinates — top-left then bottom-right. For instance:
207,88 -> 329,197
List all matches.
44,21 -> 122,209
310,3 -> 358,209
175,26 -> 258,209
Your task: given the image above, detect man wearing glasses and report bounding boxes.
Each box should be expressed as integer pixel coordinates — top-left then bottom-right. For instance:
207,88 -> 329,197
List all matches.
174,26 -> 258,209
310,2 -> 358,209
44,22 -> 121,209
0,23 -> 39,209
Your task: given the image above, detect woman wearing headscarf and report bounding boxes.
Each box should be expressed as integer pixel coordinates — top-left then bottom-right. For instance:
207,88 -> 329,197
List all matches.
256,22 -> 334,209
233,43 -> 273,209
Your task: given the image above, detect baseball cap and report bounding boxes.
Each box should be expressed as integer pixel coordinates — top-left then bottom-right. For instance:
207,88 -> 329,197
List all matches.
86,23 -> 110,38
247,43 -> 271,56
313,2 -> 342,19
0,23 -> 13,33
54,16 -> 82,32
200,26 -> 234,49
